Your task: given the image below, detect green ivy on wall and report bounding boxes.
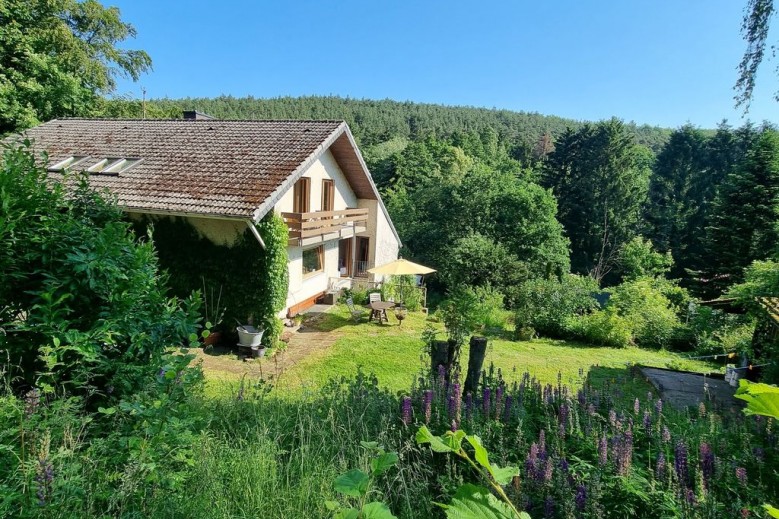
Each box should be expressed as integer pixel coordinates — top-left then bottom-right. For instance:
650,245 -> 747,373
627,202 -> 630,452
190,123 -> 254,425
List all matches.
134,213 -> 289,347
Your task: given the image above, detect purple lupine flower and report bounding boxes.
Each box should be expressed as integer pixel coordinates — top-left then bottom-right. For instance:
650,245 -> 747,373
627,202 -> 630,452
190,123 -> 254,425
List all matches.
674,441 -> 689,487
423,390 -> 433,424
575,485 -> 587,510
539,429 -> 546,452
643,410 -> 652,430
613,431 -> 633,476
598,435 -> 608,466
698,402 -> 706,418
699,443 -> 715,488
437,364 -> 446,387
544,496 -> 555,518
482,386 -> 491,417
634,398 -> 640,415
24,388 -> 40,417
655,398 -> 663,415
543,457 -> 554,483
35,457 -> 54,506
465,392 -> 473,421
525,442 -> 539,480
503,395 -> 513,423
558,403 -> 569,428
735,466 -> 747,486
647,391 -> 653,402
495,384 -> 504,420
661,425 -> 671,443
577,389 -> 586,406
685,488 -> 696,505
753,447 -> 765,463
450,420 -> 457,432
656,452 -> 666,480
608,409 -> 617,426
401,396 -> 412,426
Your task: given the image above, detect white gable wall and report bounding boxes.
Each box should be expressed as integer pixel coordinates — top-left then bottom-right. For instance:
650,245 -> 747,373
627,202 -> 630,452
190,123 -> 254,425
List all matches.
277,150 -> 360,313
357,199 -> 401,280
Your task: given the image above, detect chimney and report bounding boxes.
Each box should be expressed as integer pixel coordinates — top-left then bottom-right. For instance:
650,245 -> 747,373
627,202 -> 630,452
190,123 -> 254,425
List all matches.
183,110 -> 215,120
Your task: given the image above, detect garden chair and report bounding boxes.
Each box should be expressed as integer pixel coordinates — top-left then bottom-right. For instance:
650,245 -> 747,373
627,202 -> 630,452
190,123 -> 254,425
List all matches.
369,292 -> 382,303
345,297 -> 365,323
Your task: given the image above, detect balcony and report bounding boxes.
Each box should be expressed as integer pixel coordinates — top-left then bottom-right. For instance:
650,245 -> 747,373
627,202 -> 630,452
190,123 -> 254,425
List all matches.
282,208 -> 368,246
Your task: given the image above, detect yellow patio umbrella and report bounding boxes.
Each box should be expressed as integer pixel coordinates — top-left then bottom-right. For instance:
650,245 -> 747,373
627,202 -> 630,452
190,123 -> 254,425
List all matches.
367,258 -> 436,276
368,258 -> 436,309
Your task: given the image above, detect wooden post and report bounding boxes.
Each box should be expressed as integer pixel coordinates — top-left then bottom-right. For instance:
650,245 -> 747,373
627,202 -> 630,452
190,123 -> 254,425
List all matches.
464,336 -> 488,396
431,340 -> 450,376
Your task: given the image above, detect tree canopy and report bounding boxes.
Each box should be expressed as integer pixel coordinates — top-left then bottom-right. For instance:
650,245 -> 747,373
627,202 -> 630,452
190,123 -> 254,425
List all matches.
0,0 -> 151,133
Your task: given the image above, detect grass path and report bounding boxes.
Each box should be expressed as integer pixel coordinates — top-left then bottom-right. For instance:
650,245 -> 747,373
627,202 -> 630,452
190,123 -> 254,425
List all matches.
203,305 -> 718,396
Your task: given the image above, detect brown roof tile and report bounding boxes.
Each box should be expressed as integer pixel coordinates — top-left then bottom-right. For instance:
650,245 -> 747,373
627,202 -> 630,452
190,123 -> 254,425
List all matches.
19,118 -> 348,219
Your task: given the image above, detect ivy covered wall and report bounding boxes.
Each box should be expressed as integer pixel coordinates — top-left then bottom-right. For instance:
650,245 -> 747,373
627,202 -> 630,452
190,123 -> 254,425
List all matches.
134,213 -> 289,347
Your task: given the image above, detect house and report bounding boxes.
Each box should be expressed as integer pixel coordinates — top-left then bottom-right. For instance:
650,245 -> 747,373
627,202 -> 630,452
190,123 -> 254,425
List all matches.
20,114 -> 401,316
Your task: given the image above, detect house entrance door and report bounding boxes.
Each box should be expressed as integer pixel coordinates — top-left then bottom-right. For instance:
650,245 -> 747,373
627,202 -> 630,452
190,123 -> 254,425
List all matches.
338,239 -> 352,277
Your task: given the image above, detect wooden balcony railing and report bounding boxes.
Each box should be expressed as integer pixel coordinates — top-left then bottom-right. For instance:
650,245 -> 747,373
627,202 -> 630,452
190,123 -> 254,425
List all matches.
282,208 -> 368,242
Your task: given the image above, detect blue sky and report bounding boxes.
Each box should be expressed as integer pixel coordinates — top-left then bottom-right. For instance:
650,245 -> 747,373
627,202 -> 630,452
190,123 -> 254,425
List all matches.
110,0 -> 779,128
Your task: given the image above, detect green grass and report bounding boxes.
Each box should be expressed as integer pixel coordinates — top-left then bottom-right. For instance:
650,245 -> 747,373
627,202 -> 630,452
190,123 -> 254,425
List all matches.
278,305 -> 717,393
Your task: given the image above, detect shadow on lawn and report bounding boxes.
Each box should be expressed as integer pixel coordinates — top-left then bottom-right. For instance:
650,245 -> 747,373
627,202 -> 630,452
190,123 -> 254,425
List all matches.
584,364 -> 653,404
298,311 -> 355,333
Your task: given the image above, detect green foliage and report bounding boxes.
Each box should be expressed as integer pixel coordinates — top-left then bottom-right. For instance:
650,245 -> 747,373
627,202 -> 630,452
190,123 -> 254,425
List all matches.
0,0 -> 151,133
416,426 -> 527,519
727,259 -> 779,309
437,286 -> 505,345
543,119 -> 651,280
513,274 -> 599,338
609,278 -> 681,348
329,441 -> 399,519
381,275 -> 423,311
617,236 -> 672,281
0,143 -> 199,401
735,379 -> 779,418
567,308 -> 634,348
136,213 -> 289,347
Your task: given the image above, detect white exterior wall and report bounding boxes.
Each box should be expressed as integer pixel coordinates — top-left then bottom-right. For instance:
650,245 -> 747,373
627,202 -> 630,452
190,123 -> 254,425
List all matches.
356,199 -> 401,280
279,150 -> 359,311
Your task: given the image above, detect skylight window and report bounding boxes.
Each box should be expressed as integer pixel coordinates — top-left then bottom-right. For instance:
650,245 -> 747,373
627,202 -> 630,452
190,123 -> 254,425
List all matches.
47,156 -> 89,172
87,158 -> 142,175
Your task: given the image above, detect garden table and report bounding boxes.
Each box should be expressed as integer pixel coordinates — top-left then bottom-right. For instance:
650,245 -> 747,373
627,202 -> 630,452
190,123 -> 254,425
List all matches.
368,301 -> 395,324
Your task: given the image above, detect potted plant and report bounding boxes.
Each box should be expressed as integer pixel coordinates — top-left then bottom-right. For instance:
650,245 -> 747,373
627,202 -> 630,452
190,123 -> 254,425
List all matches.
202,281 -> 226,347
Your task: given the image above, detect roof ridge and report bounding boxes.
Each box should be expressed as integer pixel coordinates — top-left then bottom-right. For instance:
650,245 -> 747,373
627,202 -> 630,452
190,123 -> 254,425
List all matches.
54,117 -> 347,123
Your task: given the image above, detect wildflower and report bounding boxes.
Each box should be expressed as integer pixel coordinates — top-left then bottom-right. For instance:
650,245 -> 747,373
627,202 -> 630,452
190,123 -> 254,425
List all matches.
35,457 -> 54,506
685,488 -> 696,506
575,484 -> 587,510
655,398 -> 663,415
577,389 -> 586,406
543,457 -> 553,483
608,409 -> 617,426
661,425 -> 671,443
525,443 -> 539,480
647,390 -> 653,402
735,466 -> 747,486
753,447 -> 765,463
544,496 -> 555,517
401,396 -> 412,426
559,403 -> 569,429
450,419 -> 457,432
643,410 -> 652,430
598,435 -> 608,466
698,402 -> 706,418
674,441 -> 689,487
634,398 -> 640,415
741,508 -> 750,518
699,443 -> 714,488
495,384 -> 504,419
23,388 -> 40,417
503,395 -> 513,422
422,390 -> 433,424
437,364 -> 446,387
656,452 -> 666,480
587,403 -> 595,415
539,429 -> 546,452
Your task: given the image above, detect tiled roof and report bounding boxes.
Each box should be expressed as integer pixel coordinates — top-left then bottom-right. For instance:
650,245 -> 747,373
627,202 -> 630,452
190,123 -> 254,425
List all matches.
18,118 -> 349,219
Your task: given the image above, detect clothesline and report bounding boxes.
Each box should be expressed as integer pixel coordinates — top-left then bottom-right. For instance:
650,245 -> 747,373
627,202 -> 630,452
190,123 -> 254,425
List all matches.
685,352 -> 737,360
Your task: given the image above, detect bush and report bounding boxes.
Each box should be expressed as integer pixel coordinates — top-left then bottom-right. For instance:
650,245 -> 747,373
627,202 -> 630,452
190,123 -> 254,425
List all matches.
513,274 -> 599,338
609,278 -> 680,348
381,275 -> 423,311
567,308 -> 633,348
0,143 -> 200,401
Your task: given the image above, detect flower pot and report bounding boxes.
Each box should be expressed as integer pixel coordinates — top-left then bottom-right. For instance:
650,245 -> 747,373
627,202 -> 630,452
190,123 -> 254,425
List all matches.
237,325 -> 264,347
251,346 -> 266,358
203,331 -> 222,347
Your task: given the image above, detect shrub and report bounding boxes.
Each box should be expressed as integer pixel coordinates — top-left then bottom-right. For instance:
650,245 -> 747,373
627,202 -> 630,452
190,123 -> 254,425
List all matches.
0,143 -> 200,401
609,278 -> 680,348
381,275 -> 423,311
567,308 -> 633,348
513,274 -> 599,338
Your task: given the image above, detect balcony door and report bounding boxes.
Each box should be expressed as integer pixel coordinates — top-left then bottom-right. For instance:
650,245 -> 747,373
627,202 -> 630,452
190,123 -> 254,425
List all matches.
338,239 -> 352,277
355,237 -> 370,277
293,177 -> 310,213
322,179 -> 334,213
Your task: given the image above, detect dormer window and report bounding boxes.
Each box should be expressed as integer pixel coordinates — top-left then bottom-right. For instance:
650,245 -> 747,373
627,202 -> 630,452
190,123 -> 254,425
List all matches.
87,158 -> 141,176
48,156 -> 89,172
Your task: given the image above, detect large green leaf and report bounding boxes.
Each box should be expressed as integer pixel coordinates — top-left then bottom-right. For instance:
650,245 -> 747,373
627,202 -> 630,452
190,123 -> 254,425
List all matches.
371,452 -> 399,476
734,380 -> 779,419
765,504 -> 779,518
491,465 -> 519,486
465,435 -> 517,485
444,430 -> 467,451
362,501 -> 398,519
334,509 -> 360,519
416,425 -> 456,453
334,469 -> 370,498
441,484 -> 528,519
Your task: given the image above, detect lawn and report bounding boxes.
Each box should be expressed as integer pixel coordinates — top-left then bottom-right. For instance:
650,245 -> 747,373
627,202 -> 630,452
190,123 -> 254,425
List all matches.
214,305 -> 719,395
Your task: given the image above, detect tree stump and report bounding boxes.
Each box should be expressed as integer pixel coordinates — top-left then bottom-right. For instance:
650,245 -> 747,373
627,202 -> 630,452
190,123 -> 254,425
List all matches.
464,336 -> 488,396
431,340 -> 450,377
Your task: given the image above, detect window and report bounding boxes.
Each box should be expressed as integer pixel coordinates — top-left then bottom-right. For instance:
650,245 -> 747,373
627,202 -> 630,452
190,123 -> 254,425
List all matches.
86,157 -> 142,176
302,245 -> 324,276
48,156 -> 89,172
322,179 -> 334,212
293,177 -> 310,213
